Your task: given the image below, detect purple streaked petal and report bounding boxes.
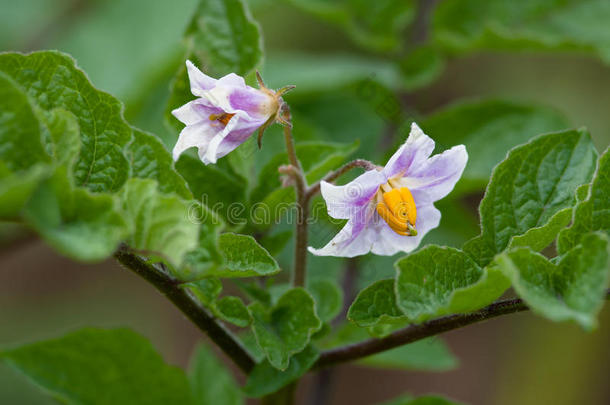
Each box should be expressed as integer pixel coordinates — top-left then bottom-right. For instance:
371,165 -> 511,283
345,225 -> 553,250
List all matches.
383,122 -> 435,179
308,203 -> 377,257
202,113 -> 266,164
370,203 -> 441,256
402,145 -> 468,203
172,121 -> 220,161
186,60 -> 216,96
228,87 -> 273,119
320,170 -> 386,219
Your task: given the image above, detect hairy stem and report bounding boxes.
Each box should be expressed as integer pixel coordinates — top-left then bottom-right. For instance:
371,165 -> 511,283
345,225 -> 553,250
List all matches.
114,247 -> 255,374
280,105 -> 309,288
307,159 -> 377,200
314,291 -> 610,369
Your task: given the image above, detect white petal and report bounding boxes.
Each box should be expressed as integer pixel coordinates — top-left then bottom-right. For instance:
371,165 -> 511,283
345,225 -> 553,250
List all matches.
320,170 -> 386,219
186,60 -> 216,96
383,122 -> 435,178
172,121 -> 218,162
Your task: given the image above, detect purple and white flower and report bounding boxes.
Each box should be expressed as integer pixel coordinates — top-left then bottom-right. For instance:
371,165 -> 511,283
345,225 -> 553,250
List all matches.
309,123 -> 468,257
172,61 -> 291,164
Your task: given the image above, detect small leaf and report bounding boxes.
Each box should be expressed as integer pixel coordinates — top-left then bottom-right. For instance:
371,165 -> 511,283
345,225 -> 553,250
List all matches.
23,167 -> 128,262
464,129 -> 598,266
348,279 -> 406,327
244,345 -> 319,398
217,296 -> 250,327
395,246 -> 510,322
495,233 -> 610,331
126,128 -> 191,199
308,279 -> 343,323
188,344 -> 243,405
1,328 -> 193,405
558,148 -> 609,253
0,51 -> 132,192
249,288 -> 322,370
120,178 -> 199,267
209,233 -> 280,278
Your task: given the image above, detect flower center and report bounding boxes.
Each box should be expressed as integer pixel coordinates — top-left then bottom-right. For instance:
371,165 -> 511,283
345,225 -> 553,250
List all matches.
209,112 -> 235,126
375,179 -> 417,236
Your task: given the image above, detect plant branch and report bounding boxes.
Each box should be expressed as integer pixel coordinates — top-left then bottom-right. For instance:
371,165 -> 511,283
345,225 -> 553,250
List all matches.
279,104 -> 309,288
114,247 -> 255,374
314,291 -> 610,369
307,159 -> 377,200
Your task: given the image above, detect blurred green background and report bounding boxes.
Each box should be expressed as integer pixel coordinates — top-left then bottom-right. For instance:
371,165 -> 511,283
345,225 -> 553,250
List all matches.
1,0 -> 609,404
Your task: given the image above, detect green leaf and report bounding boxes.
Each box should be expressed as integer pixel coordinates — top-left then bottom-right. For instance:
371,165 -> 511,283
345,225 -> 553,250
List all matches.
558,148 -> 610,253
188,344 -> 243,405
23,167 -> 128,262
1,328 -> 193,405
398,45 -> 446,91
285,0 -> 416,51
464,129 -> 598,266
495,233 -> 610,330
186,0 -> 262,76
214,232 -> 280,278
0,164 -> 48,220
308,279 -> 343,323
217,296 -> 251,327
120,178 -> 199,267
0,71 -> 50,172
348,279 -> 406,327
248,288 -> 322,370
434,0 -> 610,63
508,207 -> 573,251
176,155 -> 247,224
379,394 -> 466,405
43,108 -> 81,169
126,128 -> 191,199
420,99 -> 570,186
0,51 -> 132,192
362,338 -> 457,371
395,246 -> 510,322
244,345 -> 318,398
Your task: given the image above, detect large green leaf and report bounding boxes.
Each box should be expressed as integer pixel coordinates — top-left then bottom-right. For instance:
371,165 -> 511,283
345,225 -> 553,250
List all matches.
244,345 -> 318,398
284,0 -> 416,51
395,246 -> 510,322
0,51 -> 132,192
23,168 -> 128,262
495,232 -> 610,330
434,0 -> 610,63
420,99 -> 570,186
464,129 -> 598,266
248,288 -> 322,370
1,328 -> 193,405
120,178 -> 199,267
558,148 -> 609,253
126,128 -> 191,199
188,344 -> 243,405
